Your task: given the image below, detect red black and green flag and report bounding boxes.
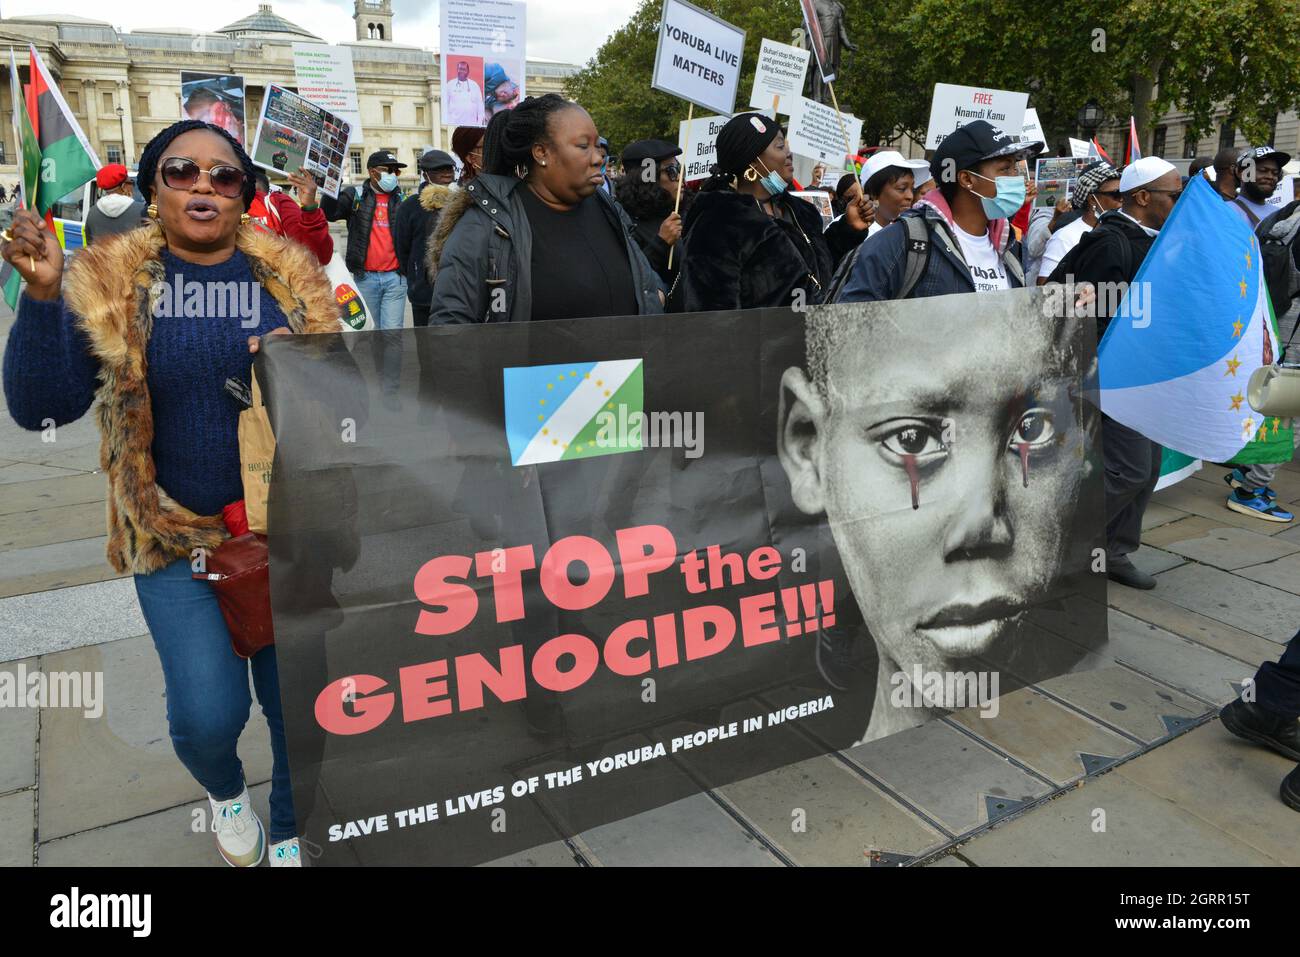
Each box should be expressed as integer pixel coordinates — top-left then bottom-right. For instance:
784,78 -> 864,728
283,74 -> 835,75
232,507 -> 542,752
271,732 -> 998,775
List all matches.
2,45 -> 100,307
25,42 -> 100,217
2,48 -> 42,308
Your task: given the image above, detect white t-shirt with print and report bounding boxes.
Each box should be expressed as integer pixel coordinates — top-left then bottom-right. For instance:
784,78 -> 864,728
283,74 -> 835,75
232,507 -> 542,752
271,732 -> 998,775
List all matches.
1232,194 -> 1274,227
952,224 -> 1009,292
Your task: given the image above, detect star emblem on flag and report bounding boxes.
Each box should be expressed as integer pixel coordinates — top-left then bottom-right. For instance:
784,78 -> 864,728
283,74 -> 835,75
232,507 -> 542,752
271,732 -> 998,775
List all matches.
1224,355 -> 1241,376
1238,279 -> 1248,297
1232,319 -> 1244,337
1229,392 -> 1244,411
1241,416 -> 1255,441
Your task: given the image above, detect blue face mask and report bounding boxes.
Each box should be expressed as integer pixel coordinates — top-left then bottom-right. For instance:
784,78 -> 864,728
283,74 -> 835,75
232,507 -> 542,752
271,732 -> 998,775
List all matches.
377,172 -> 399,193
968,171 -> 1025,219
752,161 -> 788,197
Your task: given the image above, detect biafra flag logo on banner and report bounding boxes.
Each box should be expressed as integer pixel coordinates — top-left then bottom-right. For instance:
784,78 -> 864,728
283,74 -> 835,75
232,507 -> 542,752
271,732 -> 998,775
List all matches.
504,359 -> 644,466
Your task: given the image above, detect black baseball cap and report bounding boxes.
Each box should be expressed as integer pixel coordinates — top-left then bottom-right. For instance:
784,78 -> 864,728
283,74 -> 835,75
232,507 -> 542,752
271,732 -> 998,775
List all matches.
366,150 -> 407,170
1238,145 -> 1292,170
418,149 -> 455,171
934,119 -> 1044,175
621,138 -> 682,167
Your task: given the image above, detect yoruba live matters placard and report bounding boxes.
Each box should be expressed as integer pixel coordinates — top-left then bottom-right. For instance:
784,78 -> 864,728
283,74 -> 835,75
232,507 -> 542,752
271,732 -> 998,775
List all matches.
264,294 -> 1108,865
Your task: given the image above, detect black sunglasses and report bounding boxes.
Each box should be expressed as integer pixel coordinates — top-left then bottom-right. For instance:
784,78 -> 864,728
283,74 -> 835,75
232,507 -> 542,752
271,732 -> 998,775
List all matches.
160,156 -> 246,199
1144,188 -> 1183,201
660,163 -> 681,181
1093,189 -> 1122,199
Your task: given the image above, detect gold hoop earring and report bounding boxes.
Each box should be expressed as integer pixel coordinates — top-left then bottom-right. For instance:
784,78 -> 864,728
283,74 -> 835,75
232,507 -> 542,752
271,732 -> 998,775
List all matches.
743,167 -> 760,183
146,203 -> 158,219
240,212 -> 251,225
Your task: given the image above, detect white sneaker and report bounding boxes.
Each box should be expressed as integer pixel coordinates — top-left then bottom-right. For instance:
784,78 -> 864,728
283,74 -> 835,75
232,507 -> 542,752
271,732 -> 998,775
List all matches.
269,837 -> 302,867
209,787 -> 265,867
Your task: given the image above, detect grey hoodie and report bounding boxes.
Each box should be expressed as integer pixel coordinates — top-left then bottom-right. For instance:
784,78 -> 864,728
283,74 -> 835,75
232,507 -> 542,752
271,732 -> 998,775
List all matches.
83,193 -> 146,244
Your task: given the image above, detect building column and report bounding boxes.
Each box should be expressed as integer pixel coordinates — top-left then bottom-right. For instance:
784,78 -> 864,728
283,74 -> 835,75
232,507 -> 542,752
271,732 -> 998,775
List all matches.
117,80 -> 136,164
427,77 -> 442,150
81,79 -> 101,159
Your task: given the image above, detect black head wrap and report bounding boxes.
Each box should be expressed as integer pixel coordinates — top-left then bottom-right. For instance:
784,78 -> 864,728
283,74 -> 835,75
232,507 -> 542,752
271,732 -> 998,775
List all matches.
137,119 -> 257,210
713,113 -> 780,177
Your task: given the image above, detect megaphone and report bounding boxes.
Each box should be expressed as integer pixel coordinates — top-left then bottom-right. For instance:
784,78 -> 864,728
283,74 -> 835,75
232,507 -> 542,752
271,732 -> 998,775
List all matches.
1248,362 -> 1300,418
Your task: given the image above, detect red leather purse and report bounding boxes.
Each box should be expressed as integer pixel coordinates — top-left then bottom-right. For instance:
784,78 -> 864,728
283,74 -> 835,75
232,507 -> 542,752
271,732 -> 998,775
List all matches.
196,531 -> 274,659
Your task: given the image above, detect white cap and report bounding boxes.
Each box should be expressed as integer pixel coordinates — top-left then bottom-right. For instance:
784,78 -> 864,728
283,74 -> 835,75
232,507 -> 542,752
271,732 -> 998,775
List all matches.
860,150 -> 930,187
1119,156 -> 1177,192
911,162 -> 933,186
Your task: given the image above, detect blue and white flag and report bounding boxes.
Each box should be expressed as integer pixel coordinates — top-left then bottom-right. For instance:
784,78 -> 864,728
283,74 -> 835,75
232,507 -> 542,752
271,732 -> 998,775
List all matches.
503,358 -> 644,466
1099,175 -> 1280,463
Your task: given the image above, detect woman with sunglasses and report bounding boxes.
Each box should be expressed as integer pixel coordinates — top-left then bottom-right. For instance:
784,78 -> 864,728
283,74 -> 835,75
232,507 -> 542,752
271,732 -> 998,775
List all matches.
451,125 -> 485,186
614,138 -> 690,286
1,119 -> 339,867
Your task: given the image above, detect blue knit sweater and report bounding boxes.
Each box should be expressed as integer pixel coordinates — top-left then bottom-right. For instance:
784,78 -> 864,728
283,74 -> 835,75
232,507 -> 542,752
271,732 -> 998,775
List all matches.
3,249 -> 288,517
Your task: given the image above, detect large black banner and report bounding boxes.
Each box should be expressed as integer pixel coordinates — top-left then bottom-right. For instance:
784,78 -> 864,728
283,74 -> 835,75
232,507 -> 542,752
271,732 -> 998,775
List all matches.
261,290 -> 1107,865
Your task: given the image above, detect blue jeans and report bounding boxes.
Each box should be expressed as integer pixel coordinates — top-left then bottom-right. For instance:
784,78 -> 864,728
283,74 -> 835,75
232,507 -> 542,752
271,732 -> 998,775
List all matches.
353,269 -> 408,330
134,558 -> 296,843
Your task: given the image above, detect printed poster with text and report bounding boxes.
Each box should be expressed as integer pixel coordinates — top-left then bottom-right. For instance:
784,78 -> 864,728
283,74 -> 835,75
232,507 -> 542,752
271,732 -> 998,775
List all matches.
293,44 -> 363,148
652,0 -> 745,117
926,82 -> 1029,149
263,292 -> 1110,865
440,0 -> 526,128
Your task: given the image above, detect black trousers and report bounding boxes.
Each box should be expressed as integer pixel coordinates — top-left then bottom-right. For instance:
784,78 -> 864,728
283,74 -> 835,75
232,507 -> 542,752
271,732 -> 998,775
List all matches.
1102,414 -> 1161,561
1256,629 -> 1300,718
411,302 -> 431,328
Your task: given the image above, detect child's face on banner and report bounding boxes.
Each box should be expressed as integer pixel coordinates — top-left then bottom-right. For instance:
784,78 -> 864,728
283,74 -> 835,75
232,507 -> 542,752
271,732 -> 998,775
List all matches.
781,297 -> 1087,676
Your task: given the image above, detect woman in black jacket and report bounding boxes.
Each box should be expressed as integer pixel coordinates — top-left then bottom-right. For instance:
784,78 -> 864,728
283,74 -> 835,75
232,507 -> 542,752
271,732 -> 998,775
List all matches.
429,94 -> 663,323
672,113 -> 833,312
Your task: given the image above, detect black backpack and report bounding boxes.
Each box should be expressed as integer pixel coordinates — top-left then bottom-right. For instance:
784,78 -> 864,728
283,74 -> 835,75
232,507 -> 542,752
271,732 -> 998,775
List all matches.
1256,199 -> 1300,328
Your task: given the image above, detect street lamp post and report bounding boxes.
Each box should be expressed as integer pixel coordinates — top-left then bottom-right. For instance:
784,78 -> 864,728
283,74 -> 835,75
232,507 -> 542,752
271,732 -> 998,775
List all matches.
1076,100 -> 1104,145
115,105 -> 125,165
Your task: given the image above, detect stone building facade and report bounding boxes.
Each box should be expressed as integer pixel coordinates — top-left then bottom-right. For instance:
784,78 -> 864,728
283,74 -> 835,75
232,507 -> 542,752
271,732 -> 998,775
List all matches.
0,5 -> 578,188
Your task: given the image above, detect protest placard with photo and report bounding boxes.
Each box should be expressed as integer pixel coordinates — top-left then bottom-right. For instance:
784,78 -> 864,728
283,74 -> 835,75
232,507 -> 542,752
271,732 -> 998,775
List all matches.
798,0 -> 834,82
249,84 -> 351,199
293,43 -> 363,147
441,0 -> 527,126
925,82 -> 1028,149
180,71 -> 246,147
748,38 -> 810,114
787,95 -> 862,166
1033,157 -> 1092,207
790,189 -> 834,226
264,293 -> 1108,865
652,0 -> 746,116
677,113 -> 728,182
